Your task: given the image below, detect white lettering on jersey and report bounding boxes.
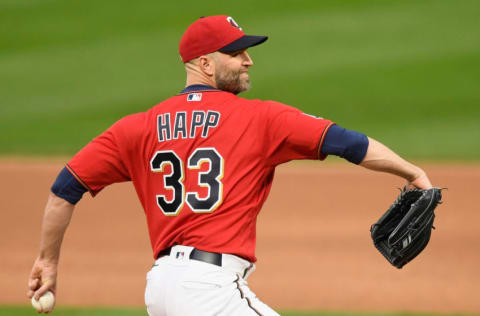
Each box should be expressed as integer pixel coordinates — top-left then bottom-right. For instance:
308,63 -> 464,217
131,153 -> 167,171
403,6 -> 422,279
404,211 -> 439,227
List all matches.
157,111 -> 221,142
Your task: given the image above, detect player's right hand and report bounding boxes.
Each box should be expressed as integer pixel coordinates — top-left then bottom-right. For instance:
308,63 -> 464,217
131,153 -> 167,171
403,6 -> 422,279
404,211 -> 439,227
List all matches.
408,169 -> 433,190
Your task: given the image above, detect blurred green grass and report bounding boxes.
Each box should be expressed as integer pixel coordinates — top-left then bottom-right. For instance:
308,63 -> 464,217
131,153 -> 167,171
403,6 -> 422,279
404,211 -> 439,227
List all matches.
0,306 -> 147,316
1,0 -> 479,159
1,306 -> 478,316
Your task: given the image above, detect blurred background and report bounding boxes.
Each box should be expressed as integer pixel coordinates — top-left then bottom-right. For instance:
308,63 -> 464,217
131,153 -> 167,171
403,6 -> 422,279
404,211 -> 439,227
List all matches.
1,0 -> 479,315
1,0 -> 479,159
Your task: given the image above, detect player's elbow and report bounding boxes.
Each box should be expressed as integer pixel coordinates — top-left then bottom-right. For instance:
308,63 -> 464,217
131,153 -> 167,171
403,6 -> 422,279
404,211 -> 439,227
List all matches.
321,125 -> 369,164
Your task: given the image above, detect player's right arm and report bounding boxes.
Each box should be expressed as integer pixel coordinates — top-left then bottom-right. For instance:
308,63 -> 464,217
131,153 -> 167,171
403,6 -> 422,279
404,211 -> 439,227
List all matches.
260,101 -> 432,190
359,137 -> 432,190
320,125 -> 432,190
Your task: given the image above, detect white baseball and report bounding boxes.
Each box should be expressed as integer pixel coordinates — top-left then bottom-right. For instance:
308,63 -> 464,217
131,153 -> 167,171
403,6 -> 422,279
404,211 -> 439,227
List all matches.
31,290 -> 55,313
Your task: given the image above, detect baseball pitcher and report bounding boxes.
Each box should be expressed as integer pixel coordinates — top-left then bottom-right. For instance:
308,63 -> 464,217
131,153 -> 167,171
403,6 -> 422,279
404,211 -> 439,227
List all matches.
27,16 -> 440,315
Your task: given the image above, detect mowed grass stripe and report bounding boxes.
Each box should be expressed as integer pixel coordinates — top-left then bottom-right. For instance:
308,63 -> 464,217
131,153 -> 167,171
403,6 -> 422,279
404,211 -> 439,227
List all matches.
1,306 -> 479,316
0,0 -> 479,158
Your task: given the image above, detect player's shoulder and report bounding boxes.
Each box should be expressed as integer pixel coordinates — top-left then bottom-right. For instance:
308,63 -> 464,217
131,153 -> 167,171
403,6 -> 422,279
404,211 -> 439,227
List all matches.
263,100 -> 301,112
237,97 -> 302,117
107,110 -> 151,141
118,99 -> 173,123
232,95 -> 292,109
114,111 -> 148,128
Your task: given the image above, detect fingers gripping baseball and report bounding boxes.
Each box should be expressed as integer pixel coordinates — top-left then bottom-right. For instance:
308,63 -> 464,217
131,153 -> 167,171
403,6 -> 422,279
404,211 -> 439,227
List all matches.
27,258 -> 57,312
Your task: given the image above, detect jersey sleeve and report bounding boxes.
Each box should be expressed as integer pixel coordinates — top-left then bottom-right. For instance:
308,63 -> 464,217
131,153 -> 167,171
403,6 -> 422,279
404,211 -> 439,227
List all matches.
262,101 -> 334,166
66,118 -> 132,196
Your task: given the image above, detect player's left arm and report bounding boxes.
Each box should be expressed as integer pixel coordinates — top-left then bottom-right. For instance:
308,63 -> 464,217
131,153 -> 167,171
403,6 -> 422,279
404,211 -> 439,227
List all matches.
27,193 -> 75,302
28,116 -> 132,306
28,168 -> 87,302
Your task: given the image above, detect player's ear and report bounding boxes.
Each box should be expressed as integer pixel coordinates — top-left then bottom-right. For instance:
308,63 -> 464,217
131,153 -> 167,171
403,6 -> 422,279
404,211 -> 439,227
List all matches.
198,54 -> 215,77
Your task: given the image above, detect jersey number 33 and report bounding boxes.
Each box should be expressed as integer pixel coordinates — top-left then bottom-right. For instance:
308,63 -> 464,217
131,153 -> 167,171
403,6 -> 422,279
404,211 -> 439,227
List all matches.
150,147 -> 224,216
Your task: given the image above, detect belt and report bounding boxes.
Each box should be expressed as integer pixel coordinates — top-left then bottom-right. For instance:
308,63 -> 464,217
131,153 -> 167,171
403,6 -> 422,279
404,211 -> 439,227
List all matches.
158,247 -> 222,267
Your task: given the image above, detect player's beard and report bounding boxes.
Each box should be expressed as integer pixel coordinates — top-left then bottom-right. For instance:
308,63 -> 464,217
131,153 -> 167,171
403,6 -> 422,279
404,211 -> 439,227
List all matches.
215,66 -> 251,95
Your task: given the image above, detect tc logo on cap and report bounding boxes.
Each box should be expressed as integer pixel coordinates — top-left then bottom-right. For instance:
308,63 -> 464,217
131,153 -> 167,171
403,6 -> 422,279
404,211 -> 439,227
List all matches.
227,16 -> 242,30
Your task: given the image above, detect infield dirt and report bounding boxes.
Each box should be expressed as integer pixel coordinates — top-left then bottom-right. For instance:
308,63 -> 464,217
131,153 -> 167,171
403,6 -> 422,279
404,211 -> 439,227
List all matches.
1,159 -> 478,313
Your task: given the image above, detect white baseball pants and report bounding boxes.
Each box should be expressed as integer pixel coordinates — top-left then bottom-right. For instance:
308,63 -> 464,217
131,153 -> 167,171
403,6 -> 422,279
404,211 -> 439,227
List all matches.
144,245 -> 280,316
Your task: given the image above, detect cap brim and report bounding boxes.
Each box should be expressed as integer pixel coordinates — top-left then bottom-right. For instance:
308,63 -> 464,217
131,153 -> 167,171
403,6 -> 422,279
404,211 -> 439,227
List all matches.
218,35 -> 268,53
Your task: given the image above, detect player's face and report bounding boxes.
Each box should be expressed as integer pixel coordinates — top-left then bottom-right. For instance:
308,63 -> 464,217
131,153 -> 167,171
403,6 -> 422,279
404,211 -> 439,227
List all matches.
213,50 -> 254,95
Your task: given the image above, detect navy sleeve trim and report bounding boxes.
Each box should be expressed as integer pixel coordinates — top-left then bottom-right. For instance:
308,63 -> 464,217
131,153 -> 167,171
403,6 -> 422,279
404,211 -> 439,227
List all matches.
51,167 -> 88,205
65,164 -> 95,196
321,124 -> 369,164
317,122 -> 335,160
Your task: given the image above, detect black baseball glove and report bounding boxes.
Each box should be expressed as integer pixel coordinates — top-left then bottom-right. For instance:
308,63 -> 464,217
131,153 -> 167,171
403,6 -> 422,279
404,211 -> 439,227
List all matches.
370,187 -> 443,269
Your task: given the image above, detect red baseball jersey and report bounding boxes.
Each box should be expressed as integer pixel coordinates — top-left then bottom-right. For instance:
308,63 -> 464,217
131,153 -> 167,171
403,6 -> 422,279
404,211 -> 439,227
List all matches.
67,88 -> 334,262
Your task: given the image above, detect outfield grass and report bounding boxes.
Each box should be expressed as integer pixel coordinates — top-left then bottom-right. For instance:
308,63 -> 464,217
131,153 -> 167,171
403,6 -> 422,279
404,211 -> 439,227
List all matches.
1,306 -> 477,316
1,0 -> 479,159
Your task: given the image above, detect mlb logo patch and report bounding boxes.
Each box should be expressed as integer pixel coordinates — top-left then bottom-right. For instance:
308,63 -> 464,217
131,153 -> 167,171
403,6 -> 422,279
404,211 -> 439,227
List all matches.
175,251 -> 185,259
187,93 -> 202,102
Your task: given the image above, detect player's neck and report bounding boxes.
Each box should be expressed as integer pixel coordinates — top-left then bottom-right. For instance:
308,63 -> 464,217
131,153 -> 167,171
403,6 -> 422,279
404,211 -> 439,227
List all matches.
185,73 -> 217,89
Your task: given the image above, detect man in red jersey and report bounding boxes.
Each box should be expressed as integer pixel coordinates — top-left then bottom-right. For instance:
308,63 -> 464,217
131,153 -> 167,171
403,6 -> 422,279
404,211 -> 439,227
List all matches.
28,16 -> 434,315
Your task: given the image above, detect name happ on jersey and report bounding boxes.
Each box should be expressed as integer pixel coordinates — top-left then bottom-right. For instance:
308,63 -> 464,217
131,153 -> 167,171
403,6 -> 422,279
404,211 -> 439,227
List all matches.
157,110 -> 221,142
